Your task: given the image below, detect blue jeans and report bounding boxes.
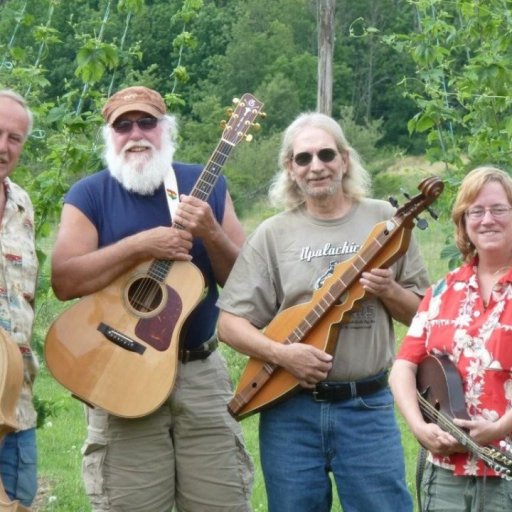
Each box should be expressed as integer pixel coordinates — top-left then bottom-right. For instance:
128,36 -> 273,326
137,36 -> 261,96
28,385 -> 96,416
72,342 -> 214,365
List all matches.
259,387 -> 412,512
0,428 -> 37,507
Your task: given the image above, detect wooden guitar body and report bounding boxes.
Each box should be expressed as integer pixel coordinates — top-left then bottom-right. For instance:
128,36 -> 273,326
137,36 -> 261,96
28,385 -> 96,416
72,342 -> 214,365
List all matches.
0,329 -> 31,511
44,93 -> 264,419
416,354 -> 512,477
229,217 -> 412,419
45,259 -> 204,418
229,176 -> 444,420
417,354 -> 471,422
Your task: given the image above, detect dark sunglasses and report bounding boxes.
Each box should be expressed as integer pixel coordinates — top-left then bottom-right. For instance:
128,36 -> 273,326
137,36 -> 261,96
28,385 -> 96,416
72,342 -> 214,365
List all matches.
112,116 -> 159,134
293,148 -> 338,166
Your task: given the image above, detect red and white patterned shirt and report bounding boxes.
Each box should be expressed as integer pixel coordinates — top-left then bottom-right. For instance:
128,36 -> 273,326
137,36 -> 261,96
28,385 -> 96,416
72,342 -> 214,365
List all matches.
0,178 -> 38,430
398,257 -> 512,477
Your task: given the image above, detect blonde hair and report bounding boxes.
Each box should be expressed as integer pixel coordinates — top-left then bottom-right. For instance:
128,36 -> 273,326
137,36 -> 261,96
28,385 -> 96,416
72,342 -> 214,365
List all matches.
452,165 -> 512,262
268,112 -> 371,209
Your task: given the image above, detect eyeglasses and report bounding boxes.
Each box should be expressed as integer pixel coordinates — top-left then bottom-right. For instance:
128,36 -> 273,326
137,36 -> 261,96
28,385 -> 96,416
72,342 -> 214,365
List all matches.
466,205 -> 512,220
292,148 -> 338,167
112,117 -> 159,134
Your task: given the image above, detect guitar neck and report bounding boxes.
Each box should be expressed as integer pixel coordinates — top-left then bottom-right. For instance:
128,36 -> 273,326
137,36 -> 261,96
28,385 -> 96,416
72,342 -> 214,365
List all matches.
417,392 -> 512,475
189,139 -> 235,202
418,392 -> 477,450
286,217 -> 407,345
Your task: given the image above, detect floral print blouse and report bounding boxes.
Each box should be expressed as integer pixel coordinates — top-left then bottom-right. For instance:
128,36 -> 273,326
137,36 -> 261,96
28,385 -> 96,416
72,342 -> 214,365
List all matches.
0,178 -> 38,430
397,257 -> 512,477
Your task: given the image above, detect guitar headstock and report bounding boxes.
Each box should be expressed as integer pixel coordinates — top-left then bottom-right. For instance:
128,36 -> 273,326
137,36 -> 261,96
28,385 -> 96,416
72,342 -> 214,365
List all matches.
480,442 -> 512,480
393,176 -> 444,229
221,93 -> 265,146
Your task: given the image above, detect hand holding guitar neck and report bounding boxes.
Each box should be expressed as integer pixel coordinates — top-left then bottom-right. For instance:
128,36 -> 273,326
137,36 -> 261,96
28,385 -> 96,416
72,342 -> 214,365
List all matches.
44,94 -> 265,419
417,354 -> 512,479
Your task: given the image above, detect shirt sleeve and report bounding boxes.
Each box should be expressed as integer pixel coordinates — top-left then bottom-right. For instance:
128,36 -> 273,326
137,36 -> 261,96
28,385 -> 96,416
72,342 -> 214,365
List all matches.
217,228 -> 278,329
396,286 -> 433,364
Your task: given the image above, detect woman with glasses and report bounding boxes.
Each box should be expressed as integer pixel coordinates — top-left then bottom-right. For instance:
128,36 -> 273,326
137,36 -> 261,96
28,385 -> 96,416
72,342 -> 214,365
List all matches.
217,112 -> 430,512
390,166 -> 512,511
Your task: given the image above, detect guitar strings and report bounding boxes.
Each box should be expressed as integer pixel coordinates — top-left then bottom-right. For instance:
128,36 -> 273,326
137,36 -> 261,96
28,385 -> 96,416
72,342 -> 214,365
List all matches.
129,139 -> 233,312
417,393 -> 483,451
416,393 -> 512,474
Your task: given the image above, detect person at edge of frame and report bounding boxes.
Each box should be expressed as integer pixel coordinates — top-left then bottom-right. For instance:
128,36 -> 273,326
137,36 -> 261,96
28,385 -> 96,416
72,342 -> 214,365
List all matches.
0,89 -> 39,508
390,165 -> 512,511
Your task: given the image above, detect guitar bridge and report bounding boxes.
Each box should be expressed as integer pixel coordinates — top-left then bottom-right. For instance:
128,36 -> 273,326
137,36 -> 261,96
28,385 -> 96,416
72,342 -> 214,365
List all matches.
97,323 -> 146,354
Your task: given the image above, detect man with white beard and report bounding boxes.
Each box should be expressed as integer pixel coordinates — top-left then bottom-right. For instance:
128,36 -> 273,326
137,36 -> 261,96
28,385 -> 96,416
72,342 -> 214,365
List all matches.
50,86 -> 253,512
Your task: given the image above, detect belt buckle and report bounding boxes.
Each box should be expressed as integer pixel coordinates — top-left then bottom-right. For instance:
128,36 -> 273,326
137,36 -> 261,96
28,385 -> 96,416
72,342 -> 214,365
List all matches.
312,384 -> 329,402
312,390 -> 327,402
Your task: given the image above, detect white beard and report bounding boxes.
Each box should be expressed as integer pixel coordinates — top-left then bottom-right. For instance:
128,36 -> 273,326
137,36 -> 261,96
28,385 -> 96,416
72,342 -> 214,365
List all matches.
104,130 -> 176,195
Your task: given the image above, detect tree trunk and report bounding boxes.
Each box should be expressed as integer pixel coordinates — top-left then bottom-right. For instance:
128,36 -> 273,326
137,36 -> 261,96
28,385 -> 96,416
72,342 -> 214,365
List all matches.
317,0 -> 336,115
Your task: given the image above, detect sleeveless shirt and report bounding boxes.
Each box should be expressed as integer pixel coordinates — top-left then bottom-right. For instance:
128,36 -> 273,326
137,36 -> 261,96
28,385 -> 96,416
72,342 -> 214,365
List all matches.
64,162 -> 227,348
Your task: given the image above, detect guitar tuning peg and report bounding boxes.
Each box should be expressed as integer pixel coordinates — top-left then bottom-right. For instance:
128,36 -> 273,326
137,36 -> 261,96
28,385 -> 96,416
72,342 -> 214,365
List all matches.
399,187 -> 439,221
388,196 -> 399,208
245,134 -> 253,142
220,120 -> 227,129
401,189 -> 412,200
232,97 -> 240,105
251,122 -> 261,131
259,111 -> 267,119
415,217 -> 428,230
226,108 -> 234,117
426,205 -> 439,220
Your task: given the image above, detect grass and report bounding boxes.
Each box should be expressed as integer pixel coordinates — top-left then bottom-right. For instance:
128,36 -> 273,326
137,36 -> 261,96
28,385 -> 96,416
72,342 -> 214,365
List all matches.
30,177 -> 453,511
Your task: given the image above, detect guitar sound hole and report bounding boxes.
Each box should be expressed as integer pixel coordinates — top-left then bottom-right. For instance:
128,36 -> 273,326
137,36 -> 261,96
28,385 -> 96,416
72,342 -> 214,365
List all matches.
127,277 -> 164,313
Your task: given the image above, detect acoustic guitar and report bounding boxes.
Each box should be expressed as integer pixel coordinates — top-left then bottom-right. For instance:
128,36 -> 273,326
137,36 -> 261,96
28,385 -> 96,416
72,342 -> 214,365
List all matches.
0,329 -> 31,511
417,354 -> 512,478
45,93 -> 264,418
228,176 -> 444,420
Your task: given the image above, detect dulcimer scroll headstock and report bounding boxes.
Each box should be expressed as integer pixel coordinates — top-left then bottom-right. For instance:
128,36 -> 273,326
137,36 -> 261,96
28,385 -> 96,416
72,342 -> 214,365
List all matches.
393,176 -> 444,230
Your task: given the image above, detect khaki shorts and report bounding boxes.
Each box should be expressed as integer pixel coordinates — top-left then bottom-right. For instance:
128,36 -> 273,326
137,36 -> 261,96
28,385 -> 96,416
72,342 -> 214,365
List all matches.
422,462 -> 512,511
82,350 -> 254,511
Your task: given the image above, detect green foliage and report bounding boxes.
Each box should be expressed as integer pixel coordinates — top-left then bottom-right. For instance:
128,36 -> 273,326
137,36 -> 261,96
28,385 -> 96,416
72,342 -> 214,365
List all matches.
75,38 -> 118,83
254,72 -> 302,133
33,394 -> 66,429
338,105 -> 384,163
224,134 -> 282,217
388,0 -> 512,170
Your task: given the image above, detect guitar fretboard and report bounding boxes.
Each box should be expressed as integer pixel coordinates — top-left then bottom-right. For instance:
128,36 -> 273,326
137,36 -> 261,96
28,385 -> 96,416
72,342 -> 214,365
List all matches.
285,219 -> 398,345
190,139 -> 234,201
418,391 -> 512,478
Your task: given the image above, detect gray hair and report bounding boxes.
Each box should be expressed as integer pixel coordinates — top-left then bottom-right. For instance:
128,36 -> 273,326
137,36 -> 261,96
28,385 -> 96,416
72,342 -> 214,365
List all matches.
268,112 -> 371,209
0,89 -> 33,139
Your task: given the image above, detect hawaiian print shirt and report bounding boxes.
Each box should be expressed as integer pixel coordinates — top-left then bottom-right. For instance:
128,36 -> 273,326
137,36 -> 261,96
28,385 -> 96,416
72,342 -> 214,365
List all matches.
0,178 -> 38,430
397,257 -> 512,477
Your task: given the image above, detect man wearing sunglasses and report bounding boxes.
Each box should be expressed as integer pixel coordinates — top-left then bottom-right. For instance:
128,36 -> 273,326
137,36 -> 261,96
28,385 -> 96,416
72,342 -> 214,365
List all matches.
217,112 -> 429,512
50,86 -> 253,511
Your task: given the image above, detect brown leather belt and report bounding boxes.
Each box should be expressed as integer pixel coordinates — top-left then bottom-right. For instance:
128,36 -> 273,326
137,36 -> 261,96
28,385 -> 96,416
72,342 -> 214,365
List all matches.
180,338 -> 218,363
311,373 -> 388,402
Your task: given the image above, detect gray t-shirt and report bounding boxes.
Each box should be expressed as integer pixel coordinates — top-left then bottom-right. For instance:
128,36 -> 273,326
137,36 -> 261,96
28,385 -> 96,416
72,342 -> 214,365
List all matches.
217,198 -> 430,380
